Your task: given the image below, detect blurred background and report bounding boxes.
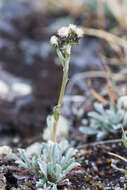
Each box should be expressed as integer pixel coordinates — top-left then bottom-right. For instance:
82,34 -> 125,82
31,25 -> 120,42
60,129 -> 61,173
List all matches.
0,0 -> 127,146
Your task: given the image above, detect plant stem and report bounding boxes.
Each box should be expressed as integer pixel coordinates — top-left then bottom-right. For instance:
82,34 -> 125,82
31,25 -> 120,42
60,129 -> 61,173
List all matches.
52,47 -> 71,142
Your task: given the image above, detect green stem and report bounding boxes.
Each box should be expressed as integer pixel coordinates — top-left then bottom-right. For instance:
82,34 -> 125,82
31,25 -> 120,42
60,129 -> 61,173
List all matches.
52,46 -> 71,142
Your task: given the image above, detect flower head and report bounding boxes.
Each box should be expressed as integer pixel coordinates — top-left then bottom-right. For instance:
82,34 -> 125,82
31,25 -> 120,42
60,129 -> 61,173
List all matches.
50,35 -> 58,46
58,24 -> 84,39
57,26 -> 70,38
70,24 -> 84,38
50,24 -> 84,48
69,24 -> 82,37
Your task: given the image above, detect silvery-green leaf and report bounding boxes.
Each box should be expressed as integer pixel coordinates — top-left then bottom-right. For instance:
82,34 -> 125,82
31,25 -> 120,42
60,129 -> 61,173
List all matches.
56,146 -> 62,163
88,112 -> 106,122
90,119 -> 100,128
51,144 -> 57,168
60,156 -> 65,167
55,164 -> 62,182
31,155 -> 38,167
110,102 -> 116,113
56,174 -> 63,184
15,160 -> 28,168
64,158 -> 74,169
123,113 -> 127,127
47,162 -> 54,176
18,149 -> 31,168
94,102 -> 105,114
44,115 -> 54,140
61,157 -> 73,170
65,148 -> 76,161
36,144 -> 43,156
57,49 -> 66,68
97,123 -> 112,133
8,153 -> 20,161
59,140 -> 69,153
42,143 -> 49,161
47,115 -> 54,129
8,153 -> 28,168
63,162 -> 80,176
38,161 -> 47,178
80,126 -> 99,134
62,148 -> 76,170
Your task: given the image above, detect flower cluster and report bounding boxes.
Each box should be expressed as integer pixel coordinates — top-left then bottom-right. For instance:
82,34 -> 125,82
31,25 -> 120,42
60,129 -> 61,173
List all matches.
50,24 -> 84,48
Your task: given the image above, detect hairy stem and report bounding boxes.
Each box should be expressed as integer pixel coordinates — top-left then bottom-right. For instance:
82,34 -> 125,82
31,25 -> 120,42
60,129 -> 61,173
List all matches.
52,46 -> 71,142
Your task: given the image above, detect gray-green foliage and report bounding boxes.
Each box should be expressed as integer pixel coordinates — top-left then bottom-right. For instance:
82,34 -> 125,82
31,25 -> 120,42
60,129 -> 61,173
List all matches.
9,141 -> 79,190
80,101 -> 125,140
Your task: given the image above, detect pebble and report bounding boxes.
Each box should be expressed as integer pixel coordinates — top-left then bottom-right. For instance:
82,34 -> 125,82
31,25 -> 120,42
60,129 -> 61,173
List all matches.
0,80 -> 9,98
12,82 -> 32,96
0,145 -> 12,155
0,174 -> 6,190
0,67 -> 32,101
95,183 -> 104,189
118,96 -> 127,110
120,176 -> 124,183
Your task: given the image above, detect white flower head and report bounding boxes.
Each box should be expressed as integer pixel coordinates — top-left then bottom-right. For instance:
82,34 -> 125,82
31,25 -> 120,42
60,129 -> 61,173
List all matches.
57,26 -> 70,37
69,24 -> 84,38
69,24 -> 77,31
50,35 -> 58,46
58,24 -> 84,39
75,27 -> 84,38
51,24 -> 84,49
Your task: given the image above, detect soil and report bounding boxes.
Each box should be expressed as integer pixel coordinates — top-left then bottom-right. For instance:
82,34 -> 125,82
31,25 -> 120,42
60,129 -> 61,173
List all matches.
0,0 -> 127,189
0,142 -> 126,190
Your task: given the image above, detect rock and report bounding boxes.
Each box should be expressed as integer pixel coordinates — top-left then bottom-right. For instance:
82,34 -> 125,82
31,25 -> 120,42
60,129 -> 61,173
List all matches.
0,174 -> 6,190
118,96 -> 127,110
12,82 -> 32,96
0,80 -> 9,98
25,142 -> 40,157
0,66 -> 32,101
0,145 -> 12,155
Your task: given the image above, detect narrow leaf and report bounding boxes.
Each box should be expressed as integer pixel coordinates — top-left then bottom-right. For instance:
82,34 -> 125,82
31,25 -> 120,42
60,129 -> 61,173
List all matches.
80,126 -> 99,134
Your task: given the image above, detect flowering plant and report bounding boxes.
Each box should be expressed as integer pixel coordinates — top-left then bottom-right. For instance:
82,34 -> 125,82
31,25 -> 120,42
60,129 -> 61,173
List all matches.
9,24 -> 84,189
50,24 -> 84,141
